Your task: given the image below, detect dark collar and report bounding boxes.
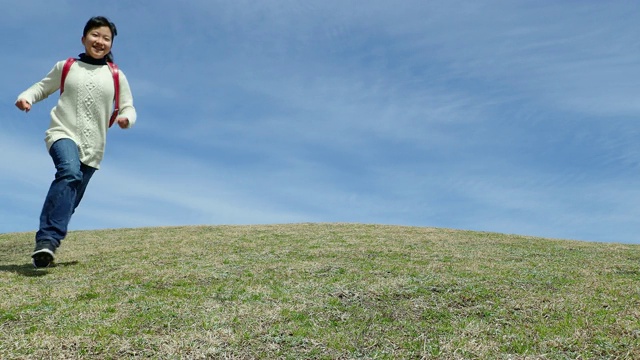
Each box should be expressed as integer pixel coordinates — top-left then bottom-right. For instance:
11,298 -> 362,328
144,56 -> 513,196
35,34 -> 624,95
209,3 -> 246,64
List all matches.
78,53 -> 108,65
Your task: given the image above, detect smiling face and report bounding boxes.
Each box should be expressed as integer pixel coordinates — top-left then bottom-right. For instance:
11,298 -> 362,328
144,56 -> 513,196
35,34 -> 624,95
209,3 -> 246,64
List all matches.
82,26 -> 113,60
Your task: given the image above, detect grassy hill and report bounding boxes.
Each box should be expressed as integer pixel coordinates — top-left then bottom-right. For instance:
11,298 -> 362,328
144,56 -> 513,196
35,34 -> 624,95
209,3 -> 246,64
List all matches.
1,223 -> 639,359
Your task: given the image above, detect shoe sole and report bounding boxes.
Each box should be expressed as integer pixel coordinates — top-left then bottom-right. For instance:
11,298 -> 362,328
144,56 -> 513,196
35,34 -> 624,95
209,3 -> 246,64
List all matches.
32,248 -> 55,269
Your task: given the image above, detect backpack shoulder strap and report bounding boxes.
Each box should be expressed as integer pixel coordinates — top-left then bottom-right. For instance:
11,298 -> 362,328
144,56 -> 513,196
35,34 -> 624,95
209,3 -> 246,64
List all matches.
60,58 -> 121,128
60,57 -> 76,94
107,62 -> 120,128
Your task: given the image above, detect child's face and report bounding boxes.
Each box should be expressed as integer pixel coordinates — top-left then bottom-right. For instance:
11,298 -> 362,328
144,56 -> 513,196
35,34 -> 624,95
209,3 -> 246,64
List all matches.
82,26 -> 113,60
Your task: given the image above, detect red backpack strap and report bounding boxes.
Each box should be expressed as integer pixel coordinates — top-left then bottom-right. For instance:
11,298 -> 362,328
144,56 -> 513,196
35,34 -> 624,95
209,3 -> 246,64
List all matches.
107,62 -> 120,128
60,57 -> 76,94
60,58 -> 121,128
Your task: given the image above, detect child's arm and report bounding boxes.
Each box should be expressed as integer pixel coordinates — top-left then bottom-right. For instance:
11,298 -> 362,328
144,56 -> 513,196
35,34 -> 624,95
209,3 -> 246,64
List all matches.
15,61 -> 64,111
114,69 -> 137,129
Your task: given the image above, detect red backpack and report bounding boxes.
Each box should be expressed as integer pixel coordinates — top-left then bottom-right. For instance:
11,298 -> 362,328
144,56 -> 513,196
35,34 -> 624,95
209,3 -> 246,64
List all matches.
60,57 -> 120,128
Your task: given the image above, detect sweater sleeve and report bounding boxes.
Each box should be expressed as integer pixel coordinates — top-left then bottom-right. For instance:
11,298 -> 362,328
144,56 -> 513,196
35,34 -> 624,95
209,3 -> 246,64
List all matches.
16,61 -> 64,105
116,69 -> 137,128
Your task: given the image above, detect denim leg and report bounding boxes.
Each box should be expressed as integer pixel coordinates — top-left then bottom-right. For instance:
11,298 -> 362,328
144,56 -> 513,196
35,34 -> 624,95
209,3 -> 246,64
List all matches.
73,163 -> 96,214
36,139 -> 95,249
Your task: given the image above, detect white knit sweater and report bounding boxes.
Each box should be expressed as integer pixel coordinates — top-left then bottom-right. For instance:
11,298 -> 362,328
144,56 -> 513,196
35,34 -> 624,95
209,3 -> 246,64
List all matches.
17,59 -> 137,169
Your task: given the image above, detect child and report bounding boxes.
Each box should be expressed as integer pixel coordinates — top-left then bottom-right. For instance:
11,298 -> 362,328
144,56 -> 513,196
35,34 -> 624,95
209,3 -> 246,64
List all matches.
15,16 -> 137,268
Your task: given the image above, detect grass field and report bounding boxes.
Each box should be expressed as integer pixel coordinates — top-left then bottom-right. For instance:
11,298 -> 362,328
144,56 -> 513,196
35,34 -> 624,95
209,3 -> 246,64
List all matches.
1,223 -> 639,359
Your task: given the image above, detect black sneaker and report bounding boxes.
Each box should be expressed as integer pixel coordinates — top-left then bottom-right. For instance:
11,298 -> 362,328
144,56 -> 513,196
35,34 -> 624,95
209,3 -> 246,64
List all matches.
32,240 -> 56,268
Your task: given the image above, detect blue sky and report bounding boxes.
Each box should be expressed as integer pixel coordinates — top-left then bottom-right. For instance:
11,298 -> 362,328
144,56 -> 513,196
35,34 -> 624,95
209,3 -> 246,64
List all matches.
2,0 -> 640,243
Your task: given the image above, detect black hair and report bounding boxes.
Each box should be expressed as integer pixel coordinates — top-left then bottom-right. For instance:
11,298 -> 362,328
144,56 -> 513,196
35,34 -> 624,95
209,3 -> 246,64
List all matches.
83,16 -> 118,63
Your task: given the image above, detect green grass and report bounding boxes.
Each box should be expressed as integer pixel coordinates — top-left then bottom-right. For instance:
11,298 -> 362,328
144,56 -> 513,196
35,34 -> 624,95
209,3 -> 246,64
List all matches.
1,223 -> 639,359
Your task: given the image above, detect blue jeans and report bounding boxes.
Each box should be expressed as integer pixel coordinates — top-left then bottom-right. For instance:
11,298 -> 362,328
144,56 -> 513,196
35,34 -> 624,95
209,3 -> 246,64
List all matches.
36,139 -> 96,249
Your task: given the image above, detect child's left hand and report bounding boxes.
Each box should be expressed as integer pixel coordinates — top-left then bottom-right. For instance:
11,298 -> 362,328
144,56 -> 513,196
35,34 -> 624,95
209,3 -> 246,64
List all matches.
116,117 -> 130,129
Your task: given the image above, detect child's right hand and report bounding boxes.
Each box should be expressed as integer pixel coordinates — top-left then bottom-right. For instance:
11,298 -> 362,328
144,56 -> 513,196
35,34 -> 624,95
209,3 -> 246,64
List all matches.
15,99 -> 31,112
